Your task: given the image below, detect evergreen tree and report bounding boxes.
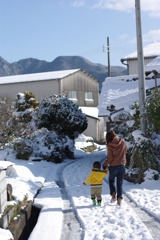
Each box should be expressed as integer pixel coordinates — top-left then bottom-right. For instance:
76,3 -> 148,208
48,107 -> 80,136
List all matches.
37,95 -> 88,139
145,89 -> 160,133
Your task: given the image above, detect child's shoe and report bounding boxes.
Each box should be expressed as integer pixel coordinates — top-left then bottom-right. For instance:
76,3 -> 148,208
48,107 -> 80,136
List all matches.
92,199 -> 96,206
98,200 -> 101,207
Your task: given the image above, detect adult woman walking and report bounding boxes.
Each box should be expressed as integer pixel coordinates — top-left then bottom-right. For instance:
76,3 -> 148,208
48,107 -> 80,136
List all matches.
103,130 -> 127,206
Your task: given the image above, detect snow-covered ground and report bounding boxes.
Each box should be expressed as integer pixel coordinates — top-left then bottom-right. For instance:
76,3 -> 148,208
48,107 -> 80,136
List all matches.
0,134 -> 160,240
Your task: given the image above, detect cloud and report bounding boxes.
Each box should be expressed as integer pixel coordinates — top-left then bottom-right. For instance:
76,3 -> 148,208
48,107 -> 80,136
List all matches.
92,0 -> 160,18
119,34 -> 128,41
71,0 -> 85,8
92,0 -> 133,12
142,0 -> 160,18
143,29 -> 160,43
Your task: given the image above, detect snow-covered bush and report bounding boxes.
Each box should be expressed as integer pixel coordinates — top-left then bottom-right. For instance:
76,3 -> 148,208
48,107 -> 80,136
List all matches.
3,94 -> 87,162
37,95 -> 88,139
144,89 -> 160,133
5,92 -> 39,142
30,128 -> 74,163
13,138 -> 33,160
150,133 -> 160,161
129,102 -> 140,130
125,130 -> 159,183
0,97 -> 15,148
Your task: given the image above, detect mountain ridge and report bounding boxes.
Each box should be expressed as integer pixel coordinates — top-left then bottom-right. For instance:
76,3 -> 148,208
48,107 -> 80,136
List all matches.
0,55 -> 127,91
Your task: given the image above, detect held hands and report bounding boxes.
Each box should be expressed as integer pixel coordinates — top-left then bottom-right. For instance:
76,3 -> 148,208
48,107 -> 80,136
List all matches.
103,167 -> 108,174
103,163 -> 107,170
103,163 -> 108,174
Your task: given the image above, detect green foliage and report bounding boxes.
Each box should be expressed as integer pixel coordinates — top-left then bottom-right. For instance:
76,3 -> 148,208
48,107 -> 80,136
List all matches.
0,97 -> 15,148
130,102 -> 140,130
16,91 -> 39,112
144,89 -> 160,133
13,139 -> 33,160
12,194 -> 29,220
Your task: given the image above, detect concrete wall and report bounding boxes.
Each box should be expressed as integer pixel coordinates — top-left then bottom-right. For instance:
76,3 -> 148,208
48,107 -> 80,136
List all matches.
0,170 -> 7,214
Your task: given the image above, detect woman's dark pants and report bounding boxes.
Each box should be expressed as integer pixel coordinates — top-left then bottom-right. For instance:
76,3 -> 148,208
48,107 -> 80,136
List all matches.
109,165 -> 125,199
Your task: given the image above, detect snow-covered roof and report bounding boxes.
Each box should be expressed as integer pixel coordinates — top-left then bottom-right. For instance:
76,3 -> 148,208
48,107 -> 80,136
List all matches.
145,55 -> 160,73
0,69 -> 80,85
110,108 -> 130,122
80,107 -> 99,120
122,41 -> 160,60
98,74 -> 160,117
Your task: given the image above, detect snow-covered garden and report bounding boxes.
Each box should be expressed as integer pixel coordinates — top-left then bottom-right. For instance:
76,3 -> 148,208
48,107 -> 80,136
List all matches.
0,87 -> 160,239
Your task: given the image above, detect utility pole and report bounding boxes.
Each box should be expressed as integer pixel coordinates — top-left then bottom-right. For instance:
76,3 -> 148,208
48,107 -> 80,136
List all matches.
107,36 -> 111,77
135,0 -> 147,135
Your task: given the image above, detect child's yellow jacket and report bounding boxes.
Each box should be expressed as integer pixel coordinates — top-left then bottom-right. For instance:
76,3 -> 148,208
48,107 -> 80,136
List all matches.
83,168 -> 107,186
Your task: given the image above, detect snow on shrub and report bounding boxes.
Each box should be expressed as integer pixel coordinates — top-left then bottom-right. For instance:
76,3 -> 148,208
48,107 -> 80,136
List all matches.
125,130 -> 159,183
13,138 -> 33,160
30,128 -> 74,163
37,95 -> 88,139
144,89 -> 160,133
16,91 -> 39,112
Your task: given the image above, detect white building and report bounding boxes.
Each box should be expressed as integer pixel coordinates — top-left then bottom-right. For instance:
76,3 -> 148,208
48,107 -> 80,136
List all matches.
121,42 -> 160,75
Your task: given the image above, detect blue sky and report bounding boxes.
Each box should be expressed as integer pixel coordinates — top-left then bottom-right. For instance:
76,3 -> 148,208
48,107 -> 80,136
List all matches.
0,0 -> 160,66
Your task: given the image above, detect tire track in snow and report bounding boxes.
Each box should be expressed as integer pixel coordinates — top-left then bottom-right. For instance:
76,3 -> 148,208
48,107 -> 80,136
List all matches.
56,162 -> 85,240
123,195 -> 160,240
104,177 -> 160,240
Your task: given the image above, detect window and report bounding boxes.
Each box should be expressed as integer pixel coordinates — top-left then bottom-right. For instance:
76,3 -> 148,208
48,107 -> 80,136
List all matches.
68,91 -> 77,99
85,92 -> 93,100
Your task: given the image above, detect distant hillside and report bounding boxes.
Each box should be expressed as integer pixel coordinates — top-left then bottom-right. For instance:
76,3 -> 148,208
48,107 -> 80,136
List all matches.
0,56 -> 127,91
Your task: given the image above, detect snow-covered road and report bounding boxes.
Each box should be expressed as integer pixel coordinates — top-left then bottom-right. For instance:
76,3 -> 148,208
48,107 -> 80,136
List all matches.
1,143 -> 160,240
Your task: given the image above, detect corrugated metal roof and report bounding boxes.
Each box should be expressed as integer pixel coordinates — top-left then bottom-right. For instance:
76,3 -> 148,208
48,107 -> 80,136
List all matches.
122,41 -> 160,60
0,69 -> 80,84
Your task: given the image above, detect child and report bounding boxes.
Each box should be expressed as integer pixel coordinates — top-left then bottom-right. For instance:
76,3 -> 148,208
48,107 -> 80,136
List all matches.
83,161 -> 108,206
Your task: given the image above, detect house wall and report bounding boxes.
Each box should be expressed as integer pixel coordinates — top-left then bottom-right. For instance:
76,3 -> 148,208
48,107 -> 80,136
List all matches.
0,79 -> 60,102
81,116 -> 104,142
97,117 -> 105,142
61,71 -> 99,107
83,116 -> 98,141
128,57 -> 155,75
0,71 -> 99,108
